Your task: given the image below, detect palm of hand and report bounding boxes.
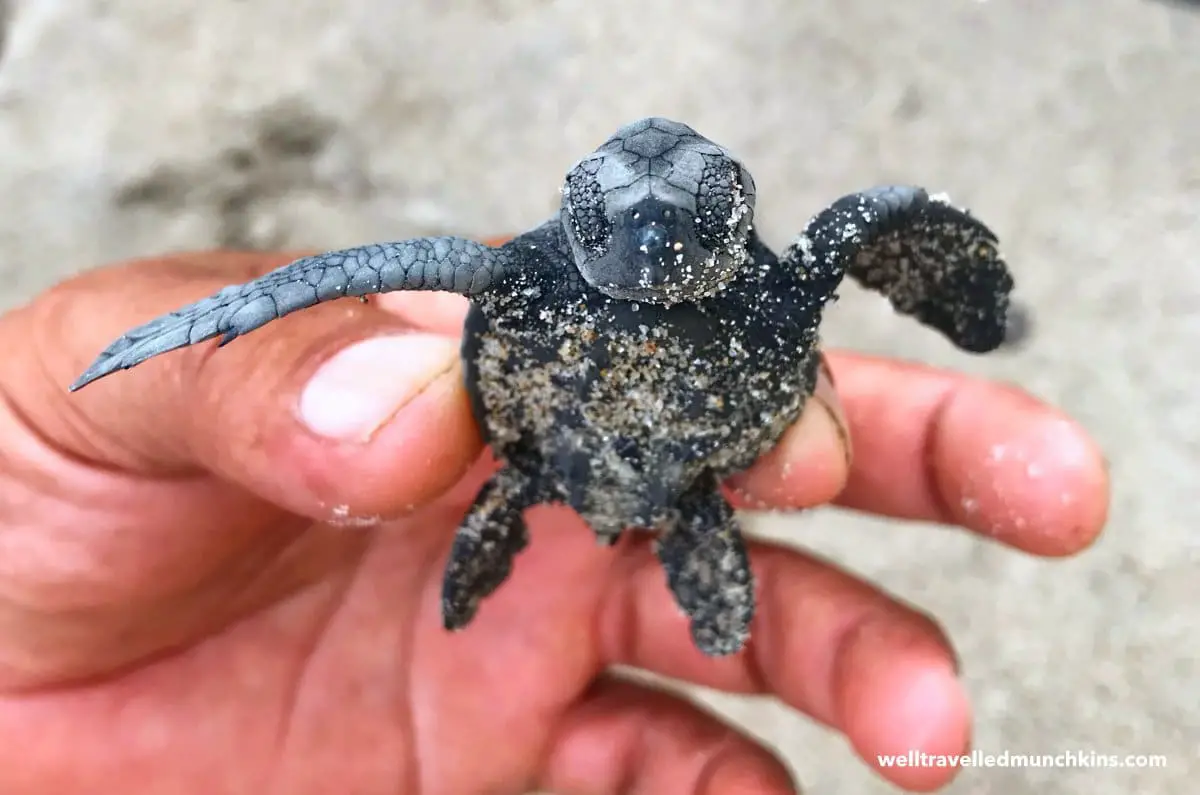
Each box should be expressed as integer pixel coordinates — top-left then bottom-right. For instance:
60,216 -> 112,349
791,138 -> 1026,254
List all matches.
0,457 -> 804,793
0,253 -> 1108,794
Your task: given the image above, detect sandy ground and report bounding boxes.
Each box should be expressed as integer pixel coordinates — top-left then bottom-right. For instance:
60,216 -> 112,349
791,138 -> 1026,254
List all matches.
0,0 -> 1195,791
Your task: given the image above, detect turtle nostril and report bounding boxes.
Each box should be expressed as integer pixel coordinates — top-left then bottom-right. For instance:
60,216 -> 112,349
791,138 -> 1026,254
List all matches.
637,224 -> 671,254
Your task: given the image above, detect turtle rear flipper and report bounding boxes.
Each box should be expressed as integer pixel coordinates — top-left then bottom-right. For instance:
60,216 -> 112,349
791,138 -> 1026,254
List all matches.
655,473 -> 755,657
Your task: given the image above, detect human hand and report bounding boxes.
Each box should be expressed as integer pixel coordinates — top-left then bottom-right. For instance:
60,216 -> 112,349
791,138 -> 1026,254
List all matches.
0,249 -> 1108,793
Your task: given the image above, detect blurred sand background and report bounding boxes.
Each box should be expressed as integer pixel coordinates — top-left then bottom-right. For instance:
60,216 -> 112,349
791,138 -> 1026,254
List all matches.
0,0 -> 1195,791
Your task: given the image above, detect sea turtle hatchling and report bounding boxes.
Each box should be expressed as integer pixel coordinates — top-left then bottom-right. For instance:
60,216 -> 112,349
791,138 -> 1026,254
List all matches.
70,117 -> 1016,656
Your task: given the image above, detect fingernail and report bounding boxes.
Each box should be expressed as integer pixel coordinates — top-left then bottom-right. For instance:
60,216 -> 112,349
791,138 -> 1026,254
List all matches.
298,333 -> 460,441
813,365 -> 852,468
817,350 -> 836,387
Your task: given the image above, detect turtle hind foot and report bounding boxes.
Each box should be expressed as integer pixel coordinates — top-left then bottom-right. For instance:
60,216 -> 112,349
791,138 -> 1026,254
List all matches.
654,474 -> 755,656
441,468 -> 534,630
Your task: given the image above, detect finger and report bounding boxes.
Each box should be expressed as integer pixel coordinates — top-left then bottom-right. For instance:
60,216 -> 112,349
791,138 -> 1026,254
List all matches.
598,537 -> 969,792
0,251 -> 482,522
539,676 -> 798,795
826,351 -> 1109,555
725,355 -> 850,510
377,290 -> 471,337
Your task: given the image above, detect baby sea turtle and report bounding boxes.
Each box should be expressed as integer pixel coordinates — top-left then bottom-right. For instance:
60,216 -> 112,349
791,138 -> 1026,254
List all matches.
70,117 -> 1015,656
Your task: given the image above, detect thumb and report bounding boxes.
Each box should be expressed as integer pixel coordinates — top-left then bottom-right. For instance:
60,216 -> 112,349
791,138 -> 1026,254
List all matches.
0,250 -> 483,522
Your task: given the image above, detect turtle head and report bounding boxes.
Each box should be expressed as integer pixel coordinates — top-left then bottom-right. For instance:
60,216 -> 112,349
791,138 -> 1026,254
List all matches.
560,117 -> 756,306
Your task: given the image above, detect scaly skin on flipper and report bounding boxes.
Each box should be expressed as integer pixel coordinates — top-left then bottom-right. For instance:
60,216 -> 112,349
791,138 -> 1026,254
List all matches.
655,473 -> 755,656
71,117 -> 1018,656
441,468 -> 537,630
69,237 -> 508,391
783,185 -> 1013,353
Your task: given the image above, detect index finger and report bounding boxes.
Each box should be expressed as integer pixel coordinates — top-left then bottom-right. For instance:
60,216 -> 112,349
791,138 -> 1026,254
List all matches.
826,351 -> 1109,556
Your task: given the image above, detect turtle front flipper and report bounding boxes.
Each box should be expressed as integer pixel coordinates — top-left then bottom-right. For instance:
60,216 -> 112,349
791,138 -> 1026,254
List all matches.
655,473 -> 755,656
70,237 -> 512,391
781,185 -> 1015,353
